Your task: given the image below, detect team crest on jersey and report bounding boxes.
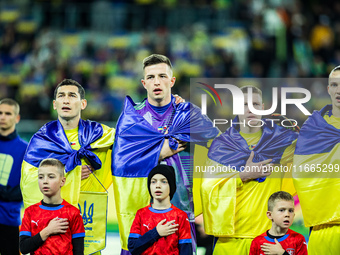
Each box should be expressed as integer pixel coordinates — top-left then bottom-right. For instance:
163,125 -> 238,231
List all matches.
249,144 -> 256,150
158,125 -> 167,132
286,248 -> 295,255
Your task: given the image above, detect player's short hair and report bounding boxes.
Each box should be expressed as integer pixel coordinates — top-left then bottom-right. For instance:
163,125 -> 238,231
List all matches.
143,54 -> 173,71
268,191 -> 294,211
39,158 -> 65,176
0,98 -> 20,115
240,86 -> 263,98
329,65 -> 340,78
54,79 -> 85,99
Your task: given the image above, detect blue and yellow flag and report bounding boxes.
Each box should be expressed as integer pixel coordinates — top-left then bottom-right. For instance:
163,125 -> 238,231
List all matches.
112,96 -> 219,251
21,119 -> 115,208
293,105 -> 340,227
201,120 -> 297,237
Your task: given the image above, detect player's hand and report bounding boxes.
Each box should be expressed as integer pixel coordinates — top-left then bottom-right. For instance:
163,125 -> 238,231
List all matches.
173,94 -> 186,104
261,239 -> 285,255
239,151 -> 273,182
156,219 -> 179,237
40,217 -> 69,241
159,138 -> 187,161
81,165 -> 94,180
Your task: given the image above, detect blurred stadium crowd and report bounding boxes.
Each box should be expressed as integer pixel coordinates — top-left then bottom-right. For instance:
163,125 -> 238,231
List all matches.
0,0 -> 338,125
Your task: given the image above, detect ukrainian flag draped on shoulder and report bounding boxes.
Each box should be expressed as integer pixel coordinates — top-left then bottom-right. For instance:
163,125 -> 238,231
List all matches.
113,96 -> 218,177
208,118 -> 298,182
21,119 -> 114,208
293,105 -> 340,227
112,96 -> 219,251
201,119 -> 297,236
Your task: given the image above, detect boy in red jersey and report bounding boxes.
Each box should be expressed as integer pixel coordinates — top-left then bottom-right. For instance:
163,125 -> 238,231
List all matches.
20,158 -> 85,255
250,191 -> 307,255
128,165 -> 192,255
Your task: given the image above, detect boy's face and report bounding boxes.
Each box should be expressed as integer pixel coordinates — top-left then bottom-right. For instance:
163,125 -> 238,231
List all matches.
38,165 -> 65,198
267,200 -> 295,230
238,93 -> 264,126
150,173 -> 170,201
141,63 -> 175,106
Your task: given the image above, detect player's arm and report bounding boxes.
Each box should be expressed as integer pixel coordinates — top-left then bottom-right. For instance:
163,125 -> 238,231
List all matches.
295,236 -> 308,255
70,211 -> 85,255
158,129 -> 187,162
178,215 -> 193,255
20,217 -> 70,253
19,209 -> 44,253
128,218 -> 178,254
19,234 -> 44,254
261,239 -> 286,255
72,237 -> 84,255
81,165 -> 94,180
239,151 -> 273,182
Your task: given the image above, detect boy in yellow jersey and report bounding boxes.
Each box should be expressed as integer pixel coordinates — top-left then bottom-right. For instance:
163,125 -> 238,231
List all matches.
293,66 -> 340,255
201,86 -> 298,255
21,79 -> 115,254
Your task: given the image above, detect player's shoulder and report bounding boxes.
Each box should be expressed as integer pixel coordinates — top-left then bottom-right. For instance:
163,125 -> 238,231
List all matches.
287,229 -> 305,240
171,204 -> 188,218
252,231 -> 267,242
136,205 -> 150,215
25,201 -> 41,213
62,200 -> 81,212
16,135 -> 28,146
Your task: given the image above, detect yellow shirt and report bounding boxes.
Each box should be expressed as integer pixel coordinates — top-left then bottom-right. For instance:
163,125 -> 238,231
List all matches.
202,128 -> 296,237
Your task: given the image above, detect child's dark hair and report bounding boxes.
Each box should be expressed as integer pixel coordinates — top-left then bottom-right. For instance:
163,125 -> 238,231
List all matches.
54,79 -> 85,99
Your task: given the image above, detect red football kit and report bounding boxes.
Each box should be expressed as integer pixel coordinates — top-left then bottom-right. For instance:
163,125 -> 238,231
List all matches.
20,200 -> 85,255
128,204 -> 192,254
250,229 -> 308,255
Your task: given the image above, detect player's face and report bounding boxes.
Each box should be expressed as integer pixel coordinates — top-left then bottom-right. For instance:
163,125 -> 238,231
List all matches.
0,104 -> 19,134
38,166 -> 65,198
238,93 -> 264,126
141,63 -> 175,106
53,85 -> 87,122
150,174 -> 170,202
267,200 -> 295,230
328,70 -> 340,109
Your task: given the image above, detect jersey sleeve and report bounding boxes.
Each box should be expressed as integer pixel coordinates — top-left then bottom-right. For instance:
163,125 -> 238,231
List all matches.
249,237 -> 260,255
20,208 -> 32,237
70,207 -> 85,239
295,235 -> 308,255
178,212 -> 192,254
128,210 -> 160,255
178,212 -> 191,243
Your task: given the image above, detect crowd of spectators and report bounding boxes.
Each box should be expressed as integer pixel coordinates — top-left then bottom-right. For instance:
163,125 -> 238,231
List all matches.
0,0 -> 339,127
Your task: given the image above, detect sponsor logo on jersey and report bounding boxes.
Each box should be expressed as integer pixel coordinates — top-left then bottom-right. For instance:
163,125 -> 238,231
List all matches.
286,248 -> 295,255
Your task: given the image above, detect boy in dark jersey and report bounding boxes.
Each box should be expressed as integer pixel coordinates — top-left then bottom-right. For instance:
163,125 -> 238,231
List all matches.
250,191 -> 307,255
20,158 -> 85,255
128,165 -> 192,255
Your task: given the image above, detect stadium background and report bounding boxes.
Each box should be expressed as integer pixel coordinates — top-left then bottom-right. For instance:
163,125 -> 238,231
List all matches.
1,0 -> 339,252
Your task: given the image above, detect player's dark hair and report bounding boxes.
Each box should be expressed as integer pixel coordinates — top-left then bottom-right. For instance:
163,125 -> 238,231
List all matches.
39,158 -> 65,176
54,79 -> 85,99
0,98 -> 20,115
268,191 -> 294,211
143,54 -> 173,71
